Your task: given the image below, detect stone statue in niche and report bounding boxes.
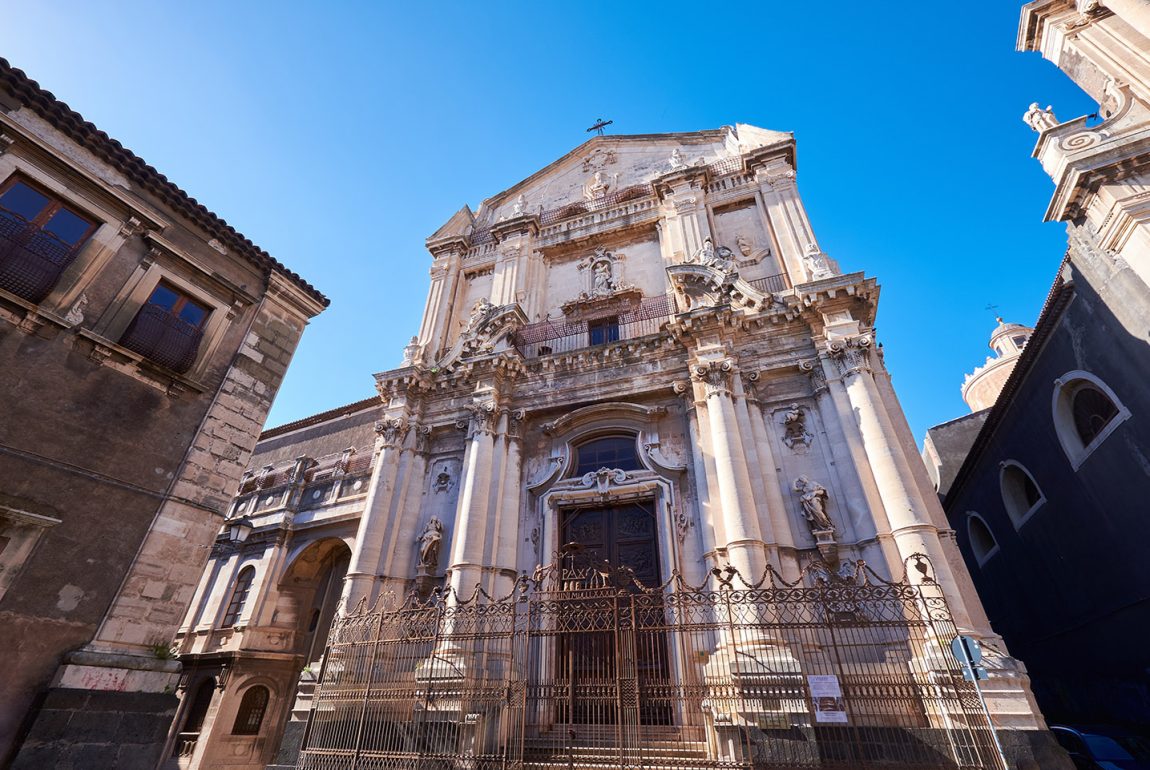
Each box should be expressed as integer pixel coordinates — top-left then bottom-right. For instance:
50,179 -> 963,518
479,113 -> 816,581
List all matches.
781,404 -> 812,449
575,247 -> 630,300
1023,103 -> 1059,133
794,476 -> 834,533
418,516 -> 444,570
592,261 -> 613,296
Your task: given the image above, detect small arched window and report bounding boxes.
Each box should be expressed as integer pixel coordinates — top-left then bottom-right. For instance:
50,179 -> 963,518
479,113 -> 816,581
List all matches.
574,435 -> 641,476
1072,385 -> 1119,446
221,566 -> 255,627
1000,462 -> 1044,528
1052,371 -> 1129,469
231,685 -> 269,735
967,513 -> 999,567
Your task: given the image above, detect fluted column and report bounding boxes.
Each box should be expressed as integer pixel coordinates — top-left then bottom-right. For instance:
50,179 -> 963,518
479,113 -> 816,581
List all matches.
342,417 -> 422,609
826,336 -> 979,631
447,399 -> 500,597
488,410 -> 524,597
689,356 -> 767,579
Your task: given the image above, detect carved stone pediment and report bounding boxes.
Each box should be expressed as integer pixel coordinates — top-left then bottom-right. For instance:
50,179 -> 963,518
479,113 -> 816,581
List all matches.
560,288 -> 643,322
667,264 -> 773,314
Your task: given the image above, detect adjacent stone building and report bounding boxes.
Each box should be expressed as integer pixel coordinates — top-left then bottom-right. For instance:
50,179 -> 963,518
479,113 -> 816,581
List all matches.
941,0 -> 1150,729
175,125 -> 1066,770
0,59 -> 327,768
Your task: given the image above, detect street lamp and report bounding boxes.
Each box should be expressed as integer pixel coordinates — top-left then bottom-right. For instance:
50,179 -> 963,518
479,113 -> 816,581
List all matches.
226,516 -> 253,545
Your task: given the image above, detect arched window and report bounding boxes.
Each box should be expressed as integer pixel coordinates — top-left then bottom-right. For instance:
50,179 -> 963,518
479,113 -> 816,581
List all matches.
221,566 -> 255,627
1052,371 -> 1129,469
967,513 -> 999,567
999,462 -> 1044,528
573,435 -> 641,476
231,685 -> 269,735
1072,385 -> 1119,446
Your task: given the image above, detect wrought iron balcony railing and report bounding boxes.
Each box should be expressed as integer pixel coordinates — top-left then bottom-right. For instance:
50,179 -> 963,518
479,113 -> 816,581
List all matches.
749,271 -> 789,294
120,302 -> 204,374
0,213 -> 82,304
512,294 -> 674,359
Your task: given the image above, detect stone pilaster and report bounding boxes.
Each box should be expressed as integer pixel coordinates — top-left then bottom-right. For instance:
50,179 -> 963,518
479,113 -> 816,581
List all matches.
655,168 -> 712,264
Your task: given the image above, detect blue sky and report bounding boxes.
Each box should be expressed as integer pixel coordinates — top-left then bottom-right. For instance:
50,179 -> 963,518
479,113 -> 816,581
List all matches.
2,2 -> 1097,439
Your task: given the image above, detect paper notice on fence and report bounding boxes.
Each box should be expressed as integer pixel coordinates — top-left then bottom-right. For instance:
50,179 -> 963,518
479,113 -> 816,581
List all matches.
808,675 -> 848,723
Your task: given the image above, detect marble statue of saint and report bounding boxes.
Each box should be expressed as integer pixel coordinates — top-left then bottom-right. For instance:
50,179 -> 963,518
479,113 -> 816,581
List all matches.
803,243 -> 833,280
669,148 -> 687,171
794,476 -> 834,532
592,261 -> 613,295
418,517 -> 444,569
464,297 -> 494,333
584,171 -> 609,200
1023,103 -> 1059,132
512,193 -> 528,216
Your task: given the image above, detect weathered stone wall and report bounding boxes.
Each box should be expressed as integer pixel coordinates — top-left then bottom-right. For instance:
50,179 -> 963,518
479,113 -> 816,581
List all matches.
10,689 -> 177,770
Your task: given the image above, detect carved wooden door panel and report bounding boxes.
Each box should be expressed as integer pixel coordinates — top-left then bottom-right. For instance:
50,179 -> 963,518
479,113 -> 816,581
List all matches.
560,503 -> 670,725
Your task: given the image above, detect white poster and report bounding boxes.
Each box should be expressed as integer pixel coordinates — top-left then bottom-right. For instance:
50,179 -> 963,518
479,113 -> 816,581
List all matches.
808,674 -> 848,723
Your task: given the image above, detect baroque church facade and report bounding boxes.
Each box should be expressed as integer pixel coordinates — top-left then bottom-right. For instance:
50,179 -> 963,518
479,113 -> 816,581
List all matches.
170,126 -> 1065,769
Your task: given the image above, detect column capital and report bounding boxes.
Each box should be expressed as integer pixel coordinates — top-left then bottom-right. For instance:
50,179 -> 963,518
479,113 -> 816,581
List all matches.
374,417 -> 410,450
456,399 -> 499,438
690,357 -> 738,398
798,358 -> 829,394
824,335 -> 873,377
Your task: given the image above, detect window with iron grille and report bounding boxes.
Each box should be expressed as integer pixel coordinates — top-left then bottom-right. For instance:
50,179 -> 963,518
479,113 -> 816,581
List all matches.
120,281 -> 210,373
574,435 -> 641,476
231,685 -> 268,735
0,177 -> 97,303
221,566 -> 255,627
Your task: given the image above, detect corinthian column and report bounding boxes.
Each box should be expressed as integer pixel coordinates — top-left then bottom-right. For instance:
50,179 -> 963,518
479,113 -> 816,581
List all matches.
825,335 -> 982,632
689,356 -> 767,579
447,398 -> 500,597
342,416 -> 426,609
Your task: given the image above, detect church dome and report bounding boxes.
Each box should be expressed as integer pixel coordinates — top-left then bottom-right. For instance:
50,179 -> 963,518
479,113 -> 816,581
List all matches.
961,318 -> 1034,411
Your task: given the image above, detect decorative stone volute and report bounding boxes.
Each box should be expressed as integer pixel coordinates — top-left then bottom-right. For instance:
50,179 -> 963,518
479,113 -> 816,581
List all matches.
374,418 -> 410,449
689,357 -> 737,398
456,400 -> 499,438
826,335 -> 872,376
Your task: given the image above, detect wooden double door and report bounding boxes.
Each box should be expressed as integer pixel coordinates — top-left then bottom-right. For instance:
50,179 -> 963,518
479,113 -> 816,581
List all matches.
559,502 -> 670,725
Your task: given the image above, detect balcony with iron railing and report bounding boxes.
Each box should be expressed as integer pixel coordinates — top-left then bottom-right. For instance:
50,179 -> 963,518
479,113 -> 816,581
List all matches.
511,294 -> 675,359
119,302 -> 205,374
0,212 -> 83,304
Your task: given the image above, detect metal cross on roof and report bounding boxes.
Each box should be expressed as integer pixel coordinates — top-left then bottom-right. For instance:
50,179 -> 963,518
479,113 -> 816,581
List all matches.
586,118 -> 613,136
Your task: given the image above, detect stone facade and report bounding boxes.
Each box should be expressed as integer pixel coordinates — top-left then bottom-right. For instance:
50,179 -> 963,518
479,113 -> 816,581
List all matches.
940,0 -> 1150,730
178,125 -> 1064,770
0,58 -> 327,768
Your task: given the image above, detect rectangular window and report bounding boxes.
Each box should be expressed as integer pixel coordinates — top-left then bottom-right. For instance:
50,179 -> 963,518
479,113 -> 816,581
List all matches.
0,177 -> 97,303
588,316 -> 620,346
120,281 -> 210,373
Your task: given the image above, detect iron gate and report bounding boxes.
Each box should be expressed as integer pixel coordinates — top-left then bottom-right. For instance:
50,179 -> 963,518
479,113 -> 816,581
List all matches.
297,551 -> 1003,770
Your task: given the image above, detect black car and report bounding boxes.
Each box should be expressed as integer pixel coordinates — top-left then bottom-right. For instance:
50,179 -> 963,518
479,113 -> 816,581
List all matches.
1052,726 -> 1150,770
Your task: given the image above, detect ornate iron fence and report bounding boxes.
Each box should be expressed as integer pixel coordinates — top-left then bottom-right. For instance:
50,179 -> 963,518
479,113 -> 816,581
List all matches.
297,550 -> 1003,770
